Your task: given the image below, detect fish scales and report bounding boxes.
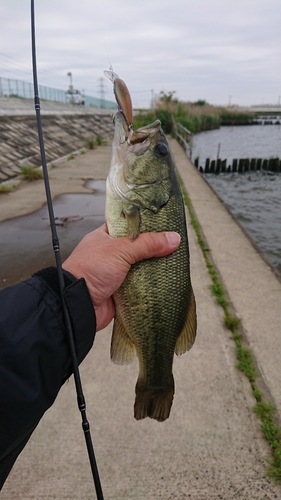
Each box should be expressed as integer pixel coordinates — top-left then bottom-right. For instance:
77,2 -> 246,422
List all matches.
116,205 -> 190,370
106,111 -> 197,422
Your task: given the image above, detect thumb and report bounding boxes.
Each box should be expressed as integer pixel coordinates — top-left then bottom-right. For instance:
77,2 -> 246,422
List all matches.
117,231 -> 181,266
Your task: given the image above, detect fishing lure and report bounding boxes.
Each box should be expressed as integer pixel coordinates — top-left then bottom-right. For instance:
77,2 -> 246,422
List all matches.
104,69 -> 133,138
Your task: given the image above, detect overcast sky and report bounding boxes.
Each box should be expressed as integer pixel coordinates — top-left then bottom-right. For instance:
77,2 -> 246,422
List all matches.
1,0 -> 280,108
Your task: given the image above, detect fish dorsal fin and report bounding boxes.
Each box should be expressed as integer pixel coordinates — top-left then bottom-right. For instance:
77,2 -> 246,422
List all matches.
111,316 -> 136,364
175,289 -> 197,355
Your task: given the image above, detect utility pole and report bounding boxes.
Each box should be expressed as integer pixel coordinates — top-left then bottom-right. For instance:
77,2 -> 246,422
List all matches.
98,78 -> 105,108
151,89 -> 154,109
228,95 -> 232,107
67,72 -> 73,103
67,72 -> 73,91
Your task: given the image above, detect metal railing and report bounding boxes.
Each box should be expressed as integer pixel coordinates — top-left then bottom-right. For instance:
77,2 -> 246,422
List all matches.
173,121 -> 193,159
0,76 -> 116,109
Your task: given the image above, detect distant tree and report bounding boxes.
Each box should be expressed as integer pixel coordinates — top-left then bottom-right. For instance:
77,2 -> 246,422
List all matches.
193,99 -> 207,106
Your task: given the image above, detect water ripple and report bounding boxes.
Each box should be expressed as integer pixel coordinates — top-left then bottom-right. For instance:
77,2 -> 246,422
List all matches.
205,172 -> 281,273
192,125 -> 281,273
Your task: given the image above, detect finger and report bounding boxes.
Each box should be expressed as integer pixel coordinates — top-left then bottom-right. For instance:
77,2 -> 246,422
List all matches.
116,231 -> 181,265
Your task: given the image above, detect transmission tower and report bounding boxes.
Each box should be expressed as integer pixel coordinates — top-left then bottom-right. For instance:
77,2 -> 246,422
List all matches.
98,78 -> 105,108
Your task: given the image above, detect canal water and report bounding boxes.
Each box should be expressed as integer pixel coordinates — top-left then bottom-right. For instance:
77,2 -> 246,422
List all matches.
192,125 -> 281,164
192,125 -> 281,275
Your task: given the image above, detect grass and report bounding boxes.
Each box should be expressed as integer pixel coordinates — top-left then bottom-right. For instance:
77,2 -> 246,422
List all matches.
86,139 -> 95,149
96,134 -> 107,146
178,174 -> 281,483
85,135 -> 107,149
133,93 -> 254,134
67,154 -> 75,161
20,165 -> 43,181
0,183 -> 17,194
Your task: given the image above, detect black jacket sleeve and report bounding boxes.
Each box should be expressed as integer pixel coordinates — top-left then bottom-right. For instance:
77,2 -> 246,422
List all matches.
0,267 -> 96,489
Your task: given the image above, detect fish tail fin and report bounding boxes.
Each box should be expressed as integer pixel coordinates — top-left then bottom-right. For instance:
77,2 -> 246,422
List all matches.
134,377 -> 174,422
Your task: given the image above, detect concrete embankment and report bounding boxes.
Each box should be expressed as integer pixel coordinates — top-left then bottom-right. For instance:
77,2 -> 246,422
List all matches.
1,135 -> 281,499
0,98 -> 114,182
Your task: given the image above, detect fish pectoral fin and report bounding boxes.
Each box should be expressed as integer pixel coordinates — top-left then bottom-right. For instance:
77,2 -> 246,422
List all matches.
110,316 -> 136,365
122,204 -> 141,240
175,288 -> 197,355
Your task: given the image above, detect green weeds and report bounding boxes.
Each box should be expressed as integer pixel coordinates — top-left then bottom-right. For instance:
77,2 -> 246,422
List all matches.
96,134 -> 107,146
134,92 -> 254,134
96,134 -> 104,146
0,183 -> 17,194
85,135 -> 107,149
86,139 -> 95,149
20,165 -> 43,181
179,174 -> 281,483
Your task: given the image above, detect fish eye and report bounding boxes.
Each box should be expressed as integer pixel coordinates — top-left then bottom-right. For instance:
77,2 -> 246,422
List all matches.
155,143 -> 168,157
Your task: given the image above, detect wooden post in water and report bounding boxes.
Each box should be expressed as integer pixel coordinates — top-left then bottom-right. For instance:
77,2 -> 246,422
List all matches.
262,159 -> 268,172
210,160 -> 215,173
221,159 -> 227,173
250,158 -> 256,171
268,158 -> 274,173
215,158 -> 221,175
268,158 -> 279,173
198,156 -> 280,175
238,159 -> 244,173
217,143 -> 221,160
274,158 -> 279,173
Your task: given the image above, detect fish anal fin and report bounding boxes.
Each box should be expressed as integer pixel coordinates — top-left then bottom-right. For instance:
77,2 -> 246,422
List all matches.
175,288 -> 197,356
110,316 -> 136,365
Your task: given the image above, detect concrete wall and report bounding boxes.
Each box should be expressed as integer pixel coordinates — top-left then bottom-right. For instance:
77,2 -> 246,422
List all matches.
0,113 -> 114,182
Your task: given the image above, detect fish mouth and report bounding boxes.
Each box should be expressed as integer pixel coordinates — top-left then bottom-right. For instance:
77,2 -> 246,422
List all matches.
114,111 -> 161,146
130,119 -> 162,145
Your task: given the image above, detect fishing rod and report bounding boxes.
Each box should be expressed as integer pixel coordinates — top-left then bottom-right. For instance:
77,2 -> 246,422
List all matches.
30,2 -> 104,498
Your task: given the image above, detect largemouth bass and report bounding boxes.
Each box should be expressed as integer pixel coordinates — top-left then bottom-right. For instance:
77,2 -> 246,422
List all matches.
105,76 -> 196,422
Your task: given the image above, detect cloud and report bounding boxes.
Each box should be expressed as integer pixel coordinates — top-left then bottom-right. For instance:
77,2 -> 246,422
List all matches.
1,0 -> 280,107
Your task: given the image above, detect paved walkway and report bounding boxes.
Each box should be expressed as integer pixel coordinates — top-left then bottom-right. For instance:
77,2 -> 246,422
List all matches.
1,140 -> 281,499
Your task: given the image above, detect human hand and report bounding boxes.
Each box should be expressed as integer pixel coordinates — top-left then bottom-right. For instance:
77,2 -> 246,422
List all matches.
62,224 -> 180,331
